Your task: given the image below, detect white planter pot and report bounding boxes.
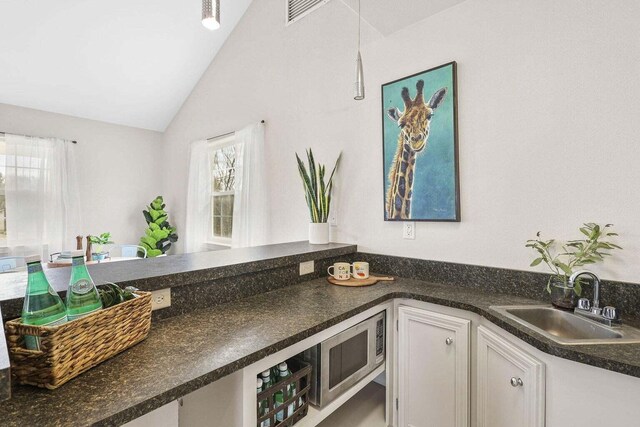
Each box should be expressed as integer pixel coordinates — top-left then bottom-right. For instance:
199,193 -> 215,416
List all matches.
309,222 -> 330,244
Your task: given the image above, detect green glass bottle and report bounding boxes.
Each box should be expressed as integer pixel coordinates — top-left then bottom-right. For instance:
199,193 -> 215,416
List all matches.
66,250 -> 103,321
21,255 -> 67,350
274,362 -> 295,422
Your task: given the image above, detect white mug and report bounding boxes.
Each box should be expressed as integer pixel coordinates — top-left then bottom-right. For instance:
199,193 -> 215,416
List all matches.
351,262 -> 370,279
328,262 -> 351,280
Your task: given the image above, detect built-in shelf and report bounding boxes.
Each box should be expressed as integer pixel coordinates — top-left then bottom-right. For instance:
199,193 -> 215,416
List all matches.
316,380 -> 386,427
296,365 -> 386,427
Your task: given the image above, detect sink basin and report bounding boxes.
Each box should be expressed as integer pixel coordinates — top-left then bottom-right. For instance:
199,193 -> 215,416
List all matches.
490,305 -> 640,345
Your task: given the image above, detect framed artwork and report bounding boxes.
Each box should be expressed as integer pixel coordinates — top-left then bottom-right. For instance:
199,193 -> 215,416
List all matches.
381,61 -> 460,222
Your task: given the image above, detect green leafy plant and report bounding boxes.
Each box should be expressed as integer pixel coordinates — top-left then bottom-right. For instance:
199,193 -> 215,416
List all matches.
526,223 -> 621,295
295,149 -> 341,223
89,232 -> 113,254
97,283 -> 137,308
138,196 -> 178,257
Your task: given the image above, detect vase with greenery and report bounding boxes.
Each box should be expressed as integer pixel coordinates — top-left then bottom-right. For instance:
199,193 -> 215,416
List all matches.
295,148 -> 341,244
526,223 -> 621,308
138,196 -> 178,257
89,232 -> 114,261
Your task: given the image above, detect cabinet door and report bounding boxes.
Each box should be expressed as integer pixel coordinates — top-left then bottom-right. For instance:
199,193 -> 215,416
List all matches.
398,306 -> 470,427
477,326 -> 545,427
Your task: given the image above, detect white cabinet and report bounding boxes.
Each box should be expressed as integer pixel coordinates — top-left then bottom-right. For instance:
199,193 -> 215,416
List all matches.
476,325 -> 545,427
397,306 -> 470,427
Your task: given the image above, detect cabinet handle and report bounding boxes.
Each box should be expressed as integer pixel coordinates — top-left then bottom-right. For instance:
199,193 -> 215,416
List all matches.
445,337 -> 454,345
510,377 -> 523,387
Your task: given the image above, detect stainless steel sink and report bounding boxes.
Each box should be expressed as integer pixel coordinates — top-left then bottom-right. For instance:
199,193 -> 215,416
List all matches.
490,305 -> 640,345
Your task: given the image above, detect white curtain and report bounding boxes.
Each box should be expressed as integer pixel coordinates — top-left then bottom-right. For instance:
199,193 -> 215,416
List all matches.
231,122 -> 268,248
184,139 -> 213,253
4,134 -> 81,259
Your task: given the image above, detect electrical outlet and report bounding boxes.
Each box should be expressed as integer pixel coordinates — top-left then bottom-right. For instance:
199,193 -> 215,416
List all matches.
329,210 -> 338,226
299,260 -> 314,275
150,288 -> 171,310
403,221 -> 416,240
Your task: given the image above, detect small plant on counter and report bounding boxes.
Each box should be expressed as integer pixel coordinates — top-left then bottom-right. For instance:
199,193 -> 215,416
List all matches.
526,223 -> 621,301
295,149 -> 341,223
89,232 -> 114,261
138,196 -> 178,257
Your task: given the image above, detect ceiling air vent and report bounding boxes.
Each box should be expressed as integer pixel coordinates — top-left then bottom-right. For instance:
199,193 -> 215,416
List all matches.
286,0 -> 331,26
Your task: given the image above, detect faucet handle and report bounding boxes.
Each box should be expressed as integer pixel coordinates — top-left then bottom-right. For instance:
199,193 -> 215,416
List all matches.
602,306 -> 620,321
577,298 -> 591,311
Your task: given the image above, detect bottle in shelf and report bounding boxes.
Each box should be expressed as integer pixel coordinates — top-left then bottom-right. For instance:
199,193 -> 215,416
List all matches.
274,362 -> 296,422
257,378 -> 271,427
66,250 -> 103,321
260,369 -> 272,391
21,255 -> 68,350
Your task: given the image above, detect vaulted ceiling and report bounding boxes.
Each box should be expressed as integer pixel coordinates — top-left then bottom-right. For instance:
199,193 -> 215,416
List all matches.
0,0 -> 253,131
0,0 -> 467,132
340,0 -> 468,36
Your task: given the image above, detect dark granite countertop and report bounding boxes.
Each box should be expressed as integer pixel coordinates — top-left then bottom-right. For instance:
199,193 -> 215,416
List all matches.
0,241 -> 357,302
1,276 -> 639,426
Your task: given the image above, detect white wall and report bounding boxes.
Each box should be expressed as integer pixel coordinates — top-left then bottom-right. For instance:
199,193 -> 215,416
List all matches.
163,0 -> 640,282
0,103 -> 163,248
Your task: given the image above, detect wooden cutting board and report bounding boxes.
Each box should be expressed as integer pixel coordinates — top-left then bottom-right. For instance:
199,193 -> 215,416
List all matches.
327,275 -> 395,287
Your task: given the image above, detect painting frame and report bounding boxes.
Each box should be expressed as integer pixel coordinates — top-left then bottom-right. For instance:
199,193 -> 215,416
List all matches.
381,61 -> 460,222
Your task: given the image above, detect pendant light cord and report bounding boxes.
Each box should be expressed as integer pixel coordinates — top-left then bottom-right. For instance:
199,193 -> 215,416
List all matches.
357,0 -> 361,51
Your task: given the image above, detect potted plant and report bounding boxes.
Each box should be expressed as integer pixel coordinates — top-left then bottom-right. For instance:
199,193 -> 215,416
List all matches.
295,149 -> 341,244
138,196 -> 178,257
89,232 -> 114,261
526,223 -> 621,309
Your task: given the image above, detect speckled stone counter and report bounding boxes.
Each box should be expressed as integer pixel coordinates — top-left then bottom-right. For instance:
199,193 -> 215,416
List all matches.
0,241 -> 357,302
1,276 -> 639,426
0,241 -> 357,320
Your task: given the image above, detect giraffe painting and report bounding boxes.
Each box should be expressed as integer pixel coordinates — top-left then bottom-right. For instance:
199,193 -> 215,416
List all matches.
382,62 -> 460,221
385,81 -> 447,219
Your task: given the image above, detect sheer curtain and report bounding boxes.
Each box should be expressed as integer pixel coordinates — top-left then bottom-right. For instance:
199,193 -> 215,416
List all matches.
184,139 -> 213,253
185,122 -> 268,252
231,122 -> 268,248
4,134 -> 81,258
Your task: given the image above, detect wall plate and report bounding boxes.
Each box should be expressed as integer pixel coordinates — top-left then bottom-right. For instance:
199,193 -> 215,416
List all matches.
150,288 -> 171,310
299,260 -> 315,275
403,222 -> 416,239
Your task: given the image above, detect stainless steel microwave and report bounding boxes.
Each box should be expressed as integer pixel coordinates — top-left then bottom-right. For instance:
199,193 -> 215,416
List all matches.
297,311 -> 385,407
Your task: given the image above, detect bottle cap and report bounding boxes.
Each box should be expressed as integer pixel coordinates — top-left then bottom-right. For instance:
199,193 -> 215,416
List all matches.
261,370 -> 270,377
69,250 -> 85,258
257,378 -> 263,388
278,362 -> 288,371
25,254 -> 41,264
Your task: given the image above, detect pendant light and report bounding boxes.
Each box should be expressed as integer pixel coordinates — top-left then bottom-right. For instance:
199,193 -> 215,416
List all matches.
354,0 -> 365,100
202,0 -> 220,30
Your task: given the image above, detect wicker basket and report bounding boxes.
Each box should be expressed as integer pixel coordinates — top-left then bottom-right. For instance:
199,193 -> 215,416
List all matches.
4,291 -> 152,389
257,359 -> 311,427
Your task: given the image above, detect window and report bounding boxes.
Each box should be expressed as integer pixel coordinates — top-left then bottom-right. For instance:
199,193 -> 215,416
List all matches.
0,134 -> 79,258
210,135 -> 236,245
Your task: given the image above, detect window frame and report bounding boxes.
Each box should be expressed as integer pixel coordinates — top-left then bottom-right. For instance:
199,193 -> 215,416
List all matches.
207,134 -> 237,247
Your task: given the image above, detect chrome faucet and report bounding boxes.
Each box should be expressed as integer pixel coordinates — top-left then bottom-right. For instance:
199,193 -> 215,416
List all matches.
570,270 -> 621,326
569,270 -> 601,313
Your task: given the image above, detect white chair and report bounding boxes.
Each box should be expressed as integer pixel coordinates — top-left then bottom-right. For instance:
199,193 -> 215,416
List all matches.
108,245 -> 147,259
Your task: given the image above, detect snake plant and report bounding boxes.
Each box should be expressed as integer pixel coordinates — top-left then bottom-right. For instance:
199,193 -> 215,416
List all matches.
295,149 -> 341,223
